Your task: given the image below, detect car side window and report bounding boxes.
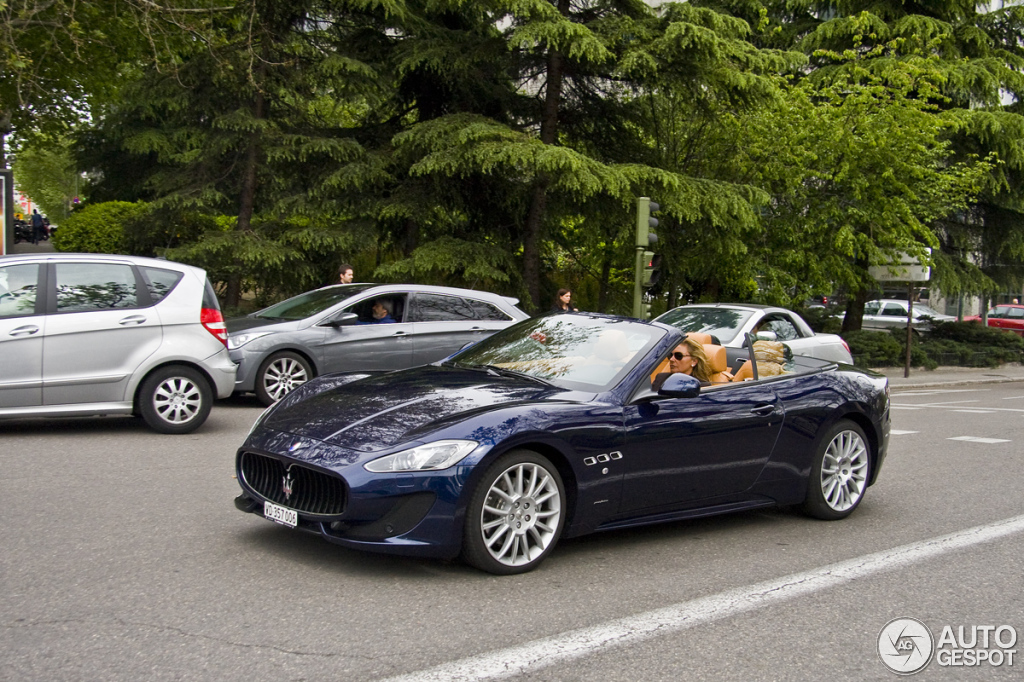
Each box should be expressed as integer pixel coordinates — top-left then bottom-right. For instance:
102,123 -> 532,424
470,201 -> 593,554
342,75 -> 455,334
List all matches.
139,266 -> 184,304
762,317 -> 800,342
881,303 -> 906,317
408,294 -> 476,322
467,298 -> 513,321
55,263 -> 138,312
0,264 -> 40,319
1009,308 -> 1024,319
864,302 -> 881,315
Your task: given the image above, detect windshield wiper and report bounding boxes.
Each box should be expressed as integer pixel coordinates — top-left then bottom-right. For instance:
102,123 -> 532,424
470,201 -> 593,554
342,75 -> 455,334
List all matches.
477,365 -> 553,387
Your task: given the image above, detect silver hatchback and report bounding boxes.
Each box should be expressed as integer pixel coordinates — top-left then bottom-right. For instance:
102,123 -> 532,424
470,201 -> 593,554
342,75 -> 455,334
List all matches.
226,283 -> 529,405
0,253 -> 236,433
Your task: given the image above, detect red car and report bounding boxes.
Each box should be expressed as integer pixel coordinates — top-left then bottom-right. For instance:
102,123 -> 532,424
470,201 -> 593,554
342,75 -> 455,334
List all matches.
965,304 -> 1024,336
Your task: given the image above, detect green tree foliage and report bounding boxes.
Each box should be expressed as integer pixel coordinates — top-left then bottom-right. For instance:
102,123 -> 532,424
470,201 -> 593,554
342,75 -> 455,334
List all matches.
9,135 -> 82,222
51,200 -> 149,253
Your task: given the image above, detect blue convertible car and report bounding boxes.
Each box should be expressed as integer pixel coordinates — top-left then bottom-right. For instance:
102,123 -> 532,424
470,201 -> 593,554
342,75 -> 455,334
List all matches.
234,314 -> 890,574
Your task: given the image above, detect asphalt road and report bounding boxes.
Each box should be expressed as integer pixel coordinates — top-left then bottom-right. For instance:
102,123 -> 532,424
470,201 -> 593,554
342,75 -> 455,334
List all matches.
2,384 -> 1023,681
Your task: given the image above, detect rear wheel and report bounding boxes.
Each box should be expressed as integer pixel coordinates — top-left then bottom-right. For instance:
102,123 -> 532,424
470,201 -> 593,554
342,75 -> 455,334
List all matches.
138,365 -> 212,434
802,420 -> 871,520
255,351 -> 313,406
462,450 -> 566,575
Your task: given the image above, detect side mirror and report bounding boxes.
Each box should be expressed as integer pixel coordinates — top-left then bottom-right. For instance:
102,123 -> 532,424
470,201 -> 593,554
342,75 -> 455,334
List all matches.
658,373 -> 701,398
325,312 -> 359,327
755,330 -> 777,342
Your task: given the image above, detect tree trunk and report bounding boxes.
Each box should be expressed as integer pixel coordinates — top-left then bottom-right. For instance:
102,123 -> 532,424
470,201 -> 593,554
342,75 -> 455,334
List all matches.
522,0 -> 569,311
225,61 -> 268,309
842,291 -> 869,334
0,110 -> 12,169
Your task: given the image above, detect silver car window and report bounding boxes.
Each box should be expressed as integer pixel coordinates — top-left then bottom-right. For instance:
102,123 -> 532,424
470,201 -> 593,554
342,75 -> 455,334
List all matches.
0,264 -> 40,319
409,294 -> 476,322
55,263 -> 138,312
139,266 -> 184,304
467,298 -> 513,321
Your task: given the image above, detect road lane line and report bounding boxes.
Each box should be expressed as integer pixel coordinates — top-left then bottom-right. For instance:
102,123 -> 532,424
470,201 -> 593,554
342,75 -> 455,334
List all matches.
947,436 -> 1011,444
890,430 -> 918,435
381,514 -> 1024,682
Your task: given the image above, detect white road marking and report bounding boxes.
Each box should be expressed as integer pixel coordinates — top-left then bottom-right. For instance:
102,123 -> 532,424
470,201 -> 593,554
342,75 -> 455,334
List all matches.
952,409 -> 992,414
889,430 -> 918,435
890,406 -> 922,410
947,436 -> 1011,444
382,515 -> 1024,682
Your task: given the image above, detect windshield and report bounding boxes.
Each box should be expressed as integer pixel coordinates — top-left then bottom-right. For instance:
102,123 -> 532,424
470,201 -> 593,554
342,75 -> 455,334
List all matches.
451,315 -> 666,391
913,304 -> 946,318
654,306 -> 755,345
255,284 -> 377,321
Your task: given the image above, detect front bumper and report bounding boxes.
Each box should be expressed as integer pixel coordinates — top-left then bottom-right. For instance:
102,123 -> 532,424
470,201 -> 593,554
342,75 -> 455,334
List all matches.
234,438 -> 474,560
228,348 -> 260,393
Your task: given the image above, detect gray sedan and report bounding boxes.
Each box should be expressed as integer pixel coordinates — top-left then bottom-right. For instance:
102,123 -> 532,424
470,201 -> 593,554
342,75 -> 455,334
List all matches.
227,284 -> 529,404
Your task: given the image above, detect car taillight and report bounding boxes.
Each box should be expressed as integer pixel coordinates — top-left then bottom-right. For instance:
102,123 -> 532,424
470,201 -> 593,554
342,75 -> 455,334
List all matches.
201,308 -> 228,346
841,339 -> 851,354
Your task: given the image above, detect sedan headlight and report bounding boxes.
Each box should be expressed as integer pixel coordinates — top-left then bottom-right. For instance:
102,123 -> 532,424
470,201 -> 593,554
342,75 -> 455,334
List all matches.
228,331 -> 272,350
364,440 -> 479,472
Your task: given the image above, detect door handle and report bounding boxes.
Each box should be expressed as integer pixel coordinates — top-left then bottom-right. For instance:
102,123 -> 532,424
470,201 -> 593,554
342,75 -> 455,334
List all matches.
119,315 -> 147,326
392,331 -> 407,336
9,325 -> 40,337
751,404 -> 775,416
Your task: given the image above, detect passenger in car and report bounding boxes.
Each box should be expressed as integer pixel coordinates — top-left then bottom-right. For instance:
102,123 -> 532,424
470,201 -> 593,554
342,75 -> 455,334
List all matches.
359,299 -> 397,324
652,337 -> 712,391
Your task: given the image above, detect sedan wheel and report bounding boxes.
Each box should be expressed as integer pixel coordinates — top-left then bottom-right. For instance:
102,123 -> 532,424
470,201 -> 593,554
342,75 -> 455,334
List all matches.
802,420 -> 871,520
463,450 -> 565,575
256,351 -> 313,406
138,365 -> 212,434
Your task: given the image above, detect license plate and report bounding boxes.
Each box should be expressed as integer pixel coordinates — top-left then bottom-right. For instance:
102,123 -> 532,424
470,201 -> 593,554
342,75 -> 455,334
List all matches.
264,501 -> 298,528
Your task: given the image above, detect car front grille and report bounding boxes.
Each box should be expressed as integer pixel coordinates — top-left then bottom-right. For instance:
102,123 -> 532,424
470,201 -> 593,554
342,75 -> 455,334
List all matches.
239,451 -> 346,516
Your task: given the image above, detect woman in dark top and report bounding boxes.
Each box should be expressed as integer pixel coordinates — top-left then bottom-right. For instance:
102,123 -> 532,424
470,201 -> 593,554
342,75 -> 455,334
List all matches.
551,288 -> 578,313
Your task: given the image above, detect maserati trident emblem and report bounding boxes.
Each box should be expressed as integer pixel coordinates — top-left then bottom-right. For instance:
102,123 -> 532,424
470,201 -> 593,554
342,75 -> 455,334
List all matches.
282,471 -> 294,502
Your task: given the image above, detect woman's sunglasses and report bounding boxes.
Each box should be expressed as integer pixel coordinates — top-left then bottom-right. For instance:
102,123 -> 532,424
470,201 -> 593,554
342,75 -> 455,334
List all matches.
672,352 -> 692,360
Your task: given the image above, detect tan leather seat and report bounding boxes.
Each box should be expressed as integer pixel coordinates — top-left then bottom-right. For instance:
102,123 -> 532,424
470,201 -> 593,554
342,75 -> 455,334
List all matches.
686,332 -> 713,345
704,344 -> 734,383
732,360 -> 754,382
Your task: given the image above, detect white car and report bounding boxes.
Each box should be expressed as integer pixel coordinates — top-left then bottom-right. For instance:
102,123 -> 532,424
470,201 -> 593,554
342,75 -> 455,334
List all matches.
0,253 -> 236,433
859,299 -> 956,331
654,303 -> 854,368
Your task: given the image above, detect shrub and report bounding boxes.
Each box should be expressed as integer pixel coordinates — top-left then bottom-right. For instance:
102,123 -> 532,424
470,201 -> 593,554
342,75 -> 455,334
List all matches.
844,321 -> 1024,368
51,201 -> 150,254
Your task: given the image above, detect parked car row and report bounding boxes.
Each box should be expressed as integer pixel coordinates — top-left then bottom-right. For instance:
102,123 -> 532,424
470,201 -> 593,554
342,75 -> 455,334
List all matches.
4,251 -> 867,436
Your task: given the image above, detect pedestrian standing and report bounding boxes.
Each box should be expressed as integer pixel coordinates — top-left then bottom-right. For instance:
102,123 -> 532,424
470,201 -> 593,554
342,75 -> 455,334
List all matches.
550,289 -> 579,313
339,263 -> 354,284
30,209 -> 44,245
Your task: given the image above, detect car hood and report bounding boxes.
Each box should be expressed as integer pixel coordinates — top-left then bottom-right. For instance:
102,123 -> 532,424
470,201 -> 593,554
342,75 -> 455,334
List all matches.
226,316 -> 299,334
260,365 -> 568,452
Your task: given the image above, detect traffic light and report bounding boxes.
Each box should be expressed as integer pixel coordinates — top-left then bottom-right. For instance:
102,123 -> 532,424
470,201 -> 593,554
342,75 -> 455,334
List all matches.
633,197 -> 662,318
636,197 -> 659,249
643,252 -> 663,290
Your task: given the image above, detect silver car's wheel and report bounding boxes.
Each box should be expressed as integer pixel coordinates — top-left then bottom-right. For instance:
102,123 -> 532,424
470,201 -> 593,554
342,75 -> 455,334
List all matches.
463,451 -> 565,575
256,352 -> 312,406
138,365 -> 212,434
803,420 -> 871,520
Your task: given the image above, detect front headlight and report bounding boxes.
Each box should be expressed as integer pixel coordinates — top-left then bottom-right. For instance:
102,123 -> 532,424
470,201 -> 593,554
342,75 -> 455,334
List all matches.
364,440 -> 479,472
228,331 -> 272,350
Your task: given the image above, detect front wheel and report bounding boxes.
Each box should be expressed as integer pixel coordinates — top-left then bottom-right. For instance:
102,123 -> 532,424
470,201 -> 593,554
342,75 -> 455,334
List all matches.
802,420 -> 871,520
462,450 -> 566,575
138,365 -> 212,434
255,351 -> 313,406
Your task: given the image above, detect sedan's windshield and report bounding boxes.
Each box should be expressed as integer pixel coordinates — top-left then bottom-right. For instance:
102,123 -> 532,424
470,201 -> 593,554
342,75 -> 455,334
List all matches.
654,307 -> 755,345
255,284 -> 377,321
450,315 -> 665,391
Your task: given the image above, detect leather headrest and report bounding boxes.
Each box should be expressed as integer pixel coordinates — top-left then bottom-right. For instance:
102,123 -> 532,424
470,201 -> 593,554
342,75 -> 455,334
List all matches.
704,344 -> 728,373
686,332 -> 713,345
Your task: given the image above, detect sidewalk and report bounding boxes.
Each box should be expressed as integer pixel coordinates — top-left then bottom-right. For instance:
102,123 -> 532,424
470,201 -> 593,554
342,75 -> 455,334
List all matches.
875,363 -> 1024,390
